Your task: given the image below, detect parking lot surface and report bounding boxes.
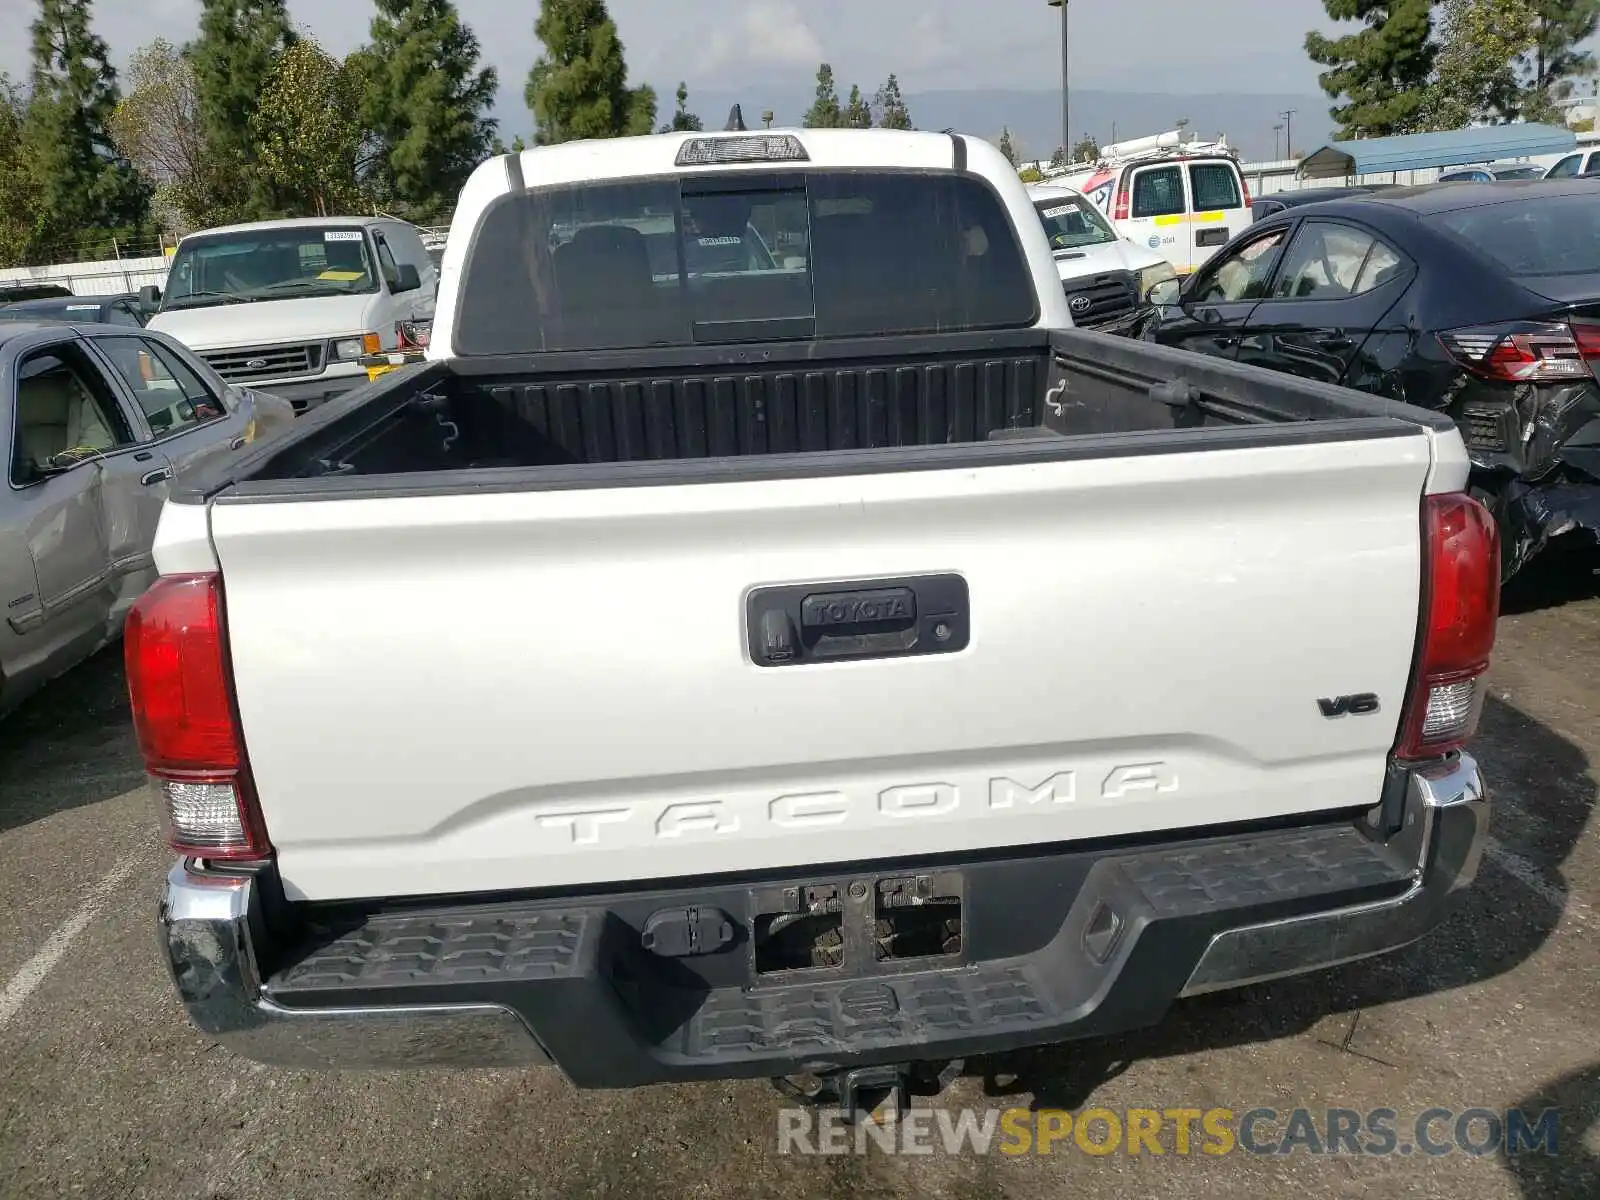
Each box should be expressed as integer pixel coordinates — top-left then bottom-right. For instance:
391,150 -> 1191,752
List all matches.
1,552 -> 1597,1200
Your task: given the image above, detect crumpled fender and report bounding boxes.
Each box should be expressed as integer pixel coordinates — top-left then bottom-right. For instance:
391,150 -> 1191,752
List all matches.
1499,467 -> 1600,580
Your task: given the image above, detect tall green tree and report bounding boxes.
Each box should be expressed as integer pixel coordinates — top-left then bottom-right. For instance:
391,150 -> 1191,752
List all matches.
0,76 -> 42,266
1426,0 -> 1536,128
525,0 -> 653,145
802,63 -> 842,128
251,39 -> 365,216
22,0 -> 148,254
186,0 -> 296,220
1526,0 -> 1600,120
359,0 -> 497,218
997,127 -> 1018,166
1069,134 -> 1099,162
1306,0 -> 1437,137
627,83 -> 657,135
658,81 -> 702,132
872,74 -> 913,129
843,84 -> 872,129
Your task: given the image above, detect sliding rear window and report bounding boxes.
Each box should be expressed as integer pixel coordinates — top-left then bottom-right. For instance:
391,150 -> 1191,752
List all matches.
455,170 -> 1037,354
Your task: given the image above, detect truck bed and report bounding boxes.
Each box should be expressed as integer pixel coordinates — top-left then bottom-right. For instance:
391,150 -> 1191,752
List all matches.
164,328 -> 1464,902
192,329 -> 1449,496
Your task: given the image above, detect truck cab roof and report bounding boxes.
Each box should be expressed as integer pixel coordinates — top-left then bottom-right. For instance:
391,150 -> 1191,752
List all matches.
176,215 -> 395,242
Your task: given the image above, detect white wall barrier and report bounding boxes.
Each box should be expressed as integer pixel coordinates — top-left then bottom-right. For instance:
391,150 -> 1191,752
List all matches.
0,254 -> 170,297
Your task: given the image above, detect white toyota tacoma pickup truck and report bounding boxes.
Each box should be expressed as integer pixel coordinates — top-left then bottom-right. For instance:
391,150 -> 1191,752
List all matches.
134,129 -> 1498,1116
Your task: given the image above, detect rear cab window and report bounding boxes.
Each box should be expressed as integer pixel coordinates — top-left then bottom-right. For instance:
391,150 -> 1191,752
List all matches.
455,170 -> 1038,354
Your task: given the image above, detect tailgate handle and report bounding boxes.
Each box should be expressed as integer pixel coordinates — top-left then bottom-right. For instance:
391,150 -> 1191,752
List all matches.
747,574 -> 969,667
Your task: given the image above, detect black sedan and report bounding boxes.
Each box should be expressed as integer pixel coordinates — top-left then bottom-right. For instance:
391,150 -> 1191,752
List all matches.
1138,180 -> 1600,578
1249,184 -> 1396,222
0,292 -> 153,327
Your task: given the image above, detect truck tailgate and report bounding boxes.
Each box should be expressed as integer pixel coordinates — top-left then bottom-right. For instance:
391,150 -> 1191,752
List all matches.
211,430 -> 1432,902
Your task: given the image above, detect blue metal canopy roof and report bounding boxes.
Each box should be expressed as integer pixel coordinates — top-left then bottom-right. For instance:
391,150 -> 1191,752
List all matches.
1298,124 -> 1578,179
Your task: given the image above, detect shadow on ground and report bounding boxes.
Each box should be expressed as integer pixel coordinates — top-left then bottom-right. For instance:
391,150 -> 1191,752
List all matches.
1502,536 -> 1600,616
965,693 -> 1594,1116
0,645 -> 142,835
1506,1062 -> 1600,1200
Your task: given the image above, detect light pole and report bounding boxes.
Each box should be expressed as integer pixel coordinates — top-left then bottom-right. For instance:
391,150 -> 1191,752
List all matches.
1273,123 -> 1283,160
1281,109 -> 1297,158
1047,0 -> 1069,161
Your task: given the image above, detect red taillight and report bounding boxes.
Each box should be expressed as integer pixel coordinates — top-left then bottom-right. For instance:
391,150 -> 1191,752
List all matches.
1396,494 -> 1501,760
1241,176 -> 1253,208
1113,186 -> 1131,221
125,573 -> 271,861
1438,321 -> 1600,382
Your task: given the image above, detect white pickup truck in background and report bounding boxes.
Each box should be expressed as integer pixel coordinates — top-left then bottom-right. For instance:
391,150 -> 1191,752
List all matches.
138,128 -> 1497,1118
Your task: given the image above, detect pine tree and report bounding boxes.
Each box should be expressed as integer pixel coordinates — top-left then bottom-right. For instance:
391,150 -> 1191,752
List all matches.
360,0 -> 498,218
525,0 -> 652,145
0,76 -> 41,266
627,84 -> 657,135
872,74 -> 913,130
997,127 -> 1018,166
1526,0 -> 1600,121
22,0 -> 148,255
659,81 -> 703,132
1305,0 -> 1437,138
843,84 -> 872,129
187,0 -> 296,219
802,63 -> 842,128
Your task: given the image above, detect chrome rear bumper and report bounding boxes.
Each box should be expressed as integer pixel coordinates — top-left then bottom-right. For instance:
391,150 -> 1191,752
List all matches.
1181,754 -> 1487,995
159,753 -> 1486,1073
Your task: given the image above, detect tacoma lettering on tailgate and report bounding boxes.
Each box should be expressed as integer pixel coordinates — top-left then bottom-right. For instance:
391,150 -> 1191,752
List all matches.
528,763 -> 1178,846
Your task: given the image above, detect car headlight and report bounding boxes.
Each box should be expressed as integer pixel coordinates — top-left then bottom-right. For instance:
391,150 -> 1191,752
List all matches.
331,337 -> 366,361
1136,261 -> 1178,301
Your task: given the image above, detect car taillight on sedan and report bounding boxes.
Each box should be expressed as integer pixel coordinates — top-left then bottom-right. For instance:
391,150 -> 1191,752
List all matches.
125,573 -> 272,861
1396,494 -> 1501,760
1438,320 -> 1600,382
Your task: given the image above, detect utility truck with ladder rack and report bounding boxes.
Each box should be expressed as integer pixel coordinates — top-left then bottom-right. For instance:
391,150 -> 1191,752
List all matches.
1053,130 -> 1254,277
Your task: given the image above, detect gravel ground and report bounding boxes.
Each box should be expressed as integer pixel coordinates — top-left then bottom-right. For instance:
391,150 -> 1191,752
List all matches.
0,549 -> 1596,1200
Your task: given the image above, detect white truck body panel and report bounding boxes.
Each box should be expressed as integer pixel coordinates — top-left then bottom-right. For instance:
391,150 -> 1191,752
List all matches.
203,432 -> 1433,901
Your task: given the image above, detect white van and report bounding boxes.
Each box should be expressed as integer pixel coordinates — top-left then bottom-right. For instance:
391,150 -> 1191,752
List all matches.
145,216 -> 439,413
1054,132 -> 1251,275
1025,183 -> 1176,329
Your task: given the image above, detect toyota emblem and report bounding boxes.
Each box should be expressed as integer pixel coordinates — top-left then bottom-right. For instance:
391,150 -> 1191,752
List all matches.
1068,295 -> 1092,315
244,357 -> 268,370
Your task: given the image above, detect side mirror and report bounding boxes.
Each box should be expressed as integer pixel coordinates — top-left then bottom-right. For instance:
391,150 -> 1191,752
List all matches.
394,264 -> 422,294
139,284 -> 162,310
1146,278 -> 1182,307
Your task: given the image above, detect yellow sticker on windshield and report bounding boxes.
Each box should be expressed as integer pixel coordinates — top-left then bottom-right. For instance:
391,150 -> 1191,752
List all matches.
318,269 -> 364,281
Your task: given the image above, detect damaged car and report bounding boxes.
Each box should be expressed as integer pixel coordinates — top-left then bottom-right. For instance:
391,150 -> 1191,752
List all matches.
1138,180 -> 1600,578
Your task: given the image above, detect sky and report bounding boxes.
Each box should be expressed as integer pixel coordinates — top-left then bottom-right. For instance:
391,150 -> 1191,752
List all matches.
0,0 -> 1344,102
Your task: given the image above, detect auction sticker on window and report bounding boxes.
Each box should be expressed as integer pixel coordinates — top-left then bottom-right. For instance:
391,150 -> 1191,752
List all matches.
1042,206 -> 1076,219
324,231 -> 365,242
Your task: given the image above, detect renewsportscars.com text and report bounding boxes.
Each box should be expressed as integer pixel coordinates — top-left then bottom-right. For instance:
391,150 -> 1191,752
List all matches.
777,1105 -> 1563,1158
